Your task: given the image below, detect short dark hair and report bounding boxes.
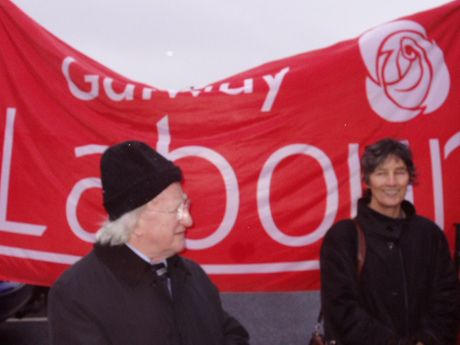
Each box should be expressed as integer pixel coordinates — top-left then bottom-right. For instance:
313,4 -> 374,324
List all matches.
361,138 -> 416,185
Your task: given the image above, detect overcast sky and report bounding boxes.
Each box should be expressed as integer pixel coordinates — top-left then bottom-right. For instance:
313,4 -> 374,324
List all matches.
11,0 -> 451,89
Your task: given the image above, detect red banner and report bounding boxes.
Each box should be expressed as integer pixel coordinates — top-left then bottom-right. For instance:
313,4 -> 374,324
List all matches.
0,0 -> 459,291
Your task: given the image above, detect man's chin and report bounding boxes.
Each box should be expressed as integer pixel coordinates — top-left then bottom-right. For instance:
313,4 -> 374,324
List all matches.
174,240 -> 186,254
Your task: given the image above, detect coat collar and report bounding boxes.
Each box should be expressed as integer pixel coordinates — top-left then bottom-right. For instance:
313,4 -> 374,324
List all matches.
357,196 -> 416,240
93,244 -> 189,286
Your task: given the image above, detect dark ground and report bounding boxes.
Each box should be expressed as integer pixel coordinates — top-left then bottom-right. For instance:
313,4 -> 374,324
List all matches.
0,300 -> 48,345
0,318 -> 48,345
0,286 -> 49,345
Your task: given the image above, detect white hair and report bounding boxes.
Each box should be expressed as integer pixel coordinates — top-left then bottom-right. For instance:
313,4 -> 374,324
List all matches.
95,205 -> 145,246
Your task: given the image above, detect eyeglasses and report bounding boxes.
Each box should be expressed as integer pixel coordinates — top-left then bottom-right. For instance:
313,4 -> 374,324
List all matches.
175,198 -> 191,221
151,197 -> 191,221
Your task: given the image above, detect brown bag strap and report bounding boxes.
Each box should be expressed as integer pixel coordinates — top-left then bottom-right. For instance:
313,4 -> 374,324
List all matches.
316,218 -> 366,324
352,218 -> 366,276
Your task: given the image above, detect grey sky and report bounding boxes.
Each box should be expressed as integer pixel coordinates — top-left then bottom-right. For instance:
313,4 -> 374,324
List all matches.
11,0 -> 451,89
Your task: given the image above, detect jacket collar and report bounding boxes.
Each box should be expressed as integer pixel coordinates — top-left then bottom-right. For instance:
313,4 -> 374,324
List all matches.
357,196 -> 416,240
94,243 -> 189,286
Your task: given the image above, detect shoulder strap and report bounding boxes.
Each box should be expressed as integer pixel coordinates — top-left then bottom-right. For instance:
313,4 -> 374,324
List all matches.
316,219 -> 366,324
352,218 -> 366,276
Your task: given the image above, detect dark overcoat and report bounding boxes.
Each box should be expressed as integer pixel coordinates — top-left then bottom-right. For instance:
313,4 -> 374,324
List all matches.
320,197 -> 459,345
48,244 -> 250,345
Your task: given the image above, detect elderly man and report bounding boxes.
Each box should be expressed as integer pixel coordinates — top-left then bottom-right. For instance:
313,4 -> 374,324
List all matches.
48,140 -> 250,345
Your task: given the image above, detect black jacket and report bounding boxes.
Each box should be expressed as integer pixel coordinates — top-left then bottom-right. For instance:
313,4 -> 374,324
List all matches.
320,197 -> 459,345
48,244 -> 250,345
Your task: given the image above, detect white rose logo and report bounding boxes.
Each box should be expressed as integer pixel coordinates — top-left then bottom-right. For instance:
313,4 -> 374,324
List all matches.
359,20 -> 450,122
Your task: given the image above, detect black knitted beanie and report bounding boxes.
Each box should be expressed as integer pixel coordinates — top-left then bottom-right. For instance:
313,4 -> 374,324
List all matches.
100,141 -> 182,221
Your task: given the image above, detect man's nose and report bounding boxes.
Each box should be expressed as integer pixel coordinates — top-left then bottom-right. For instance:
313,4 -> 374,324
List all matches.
180,209 -> 193,227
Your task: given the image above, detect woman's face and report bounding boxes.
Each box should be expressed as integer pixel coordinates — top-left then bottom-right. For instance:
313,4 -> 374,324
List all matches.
368,155 -> 410,218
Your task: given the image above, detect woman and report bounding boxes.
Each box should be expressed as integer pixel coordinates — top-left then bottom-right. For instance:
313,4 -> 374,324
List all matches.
320,138 -> 459,345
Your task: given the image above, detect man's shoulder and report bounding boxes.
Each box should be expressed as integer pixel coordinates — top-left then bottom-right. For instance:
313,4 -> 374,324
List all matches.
51,250 -> 101,290
174,256 -> 220,296
175,255 -> 205,273
173,255 -> 213,282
